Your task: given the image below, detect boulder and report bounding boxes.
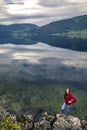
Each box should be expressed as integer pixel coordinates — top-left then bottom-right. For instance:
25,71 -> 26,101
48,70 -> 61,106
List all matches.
18,114 -> 34,130
52,114 -> 82,130
34,112 -> 55,130
81,120 -> 87,130
0,109 -> 87,130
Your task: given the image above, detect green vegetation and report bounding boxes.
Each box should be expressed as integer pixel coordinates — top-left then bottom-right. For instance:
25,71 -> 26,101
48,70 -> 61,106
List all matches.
0,80 -> 87,119
13,31 -> 28,39
67,30 -> 87,39
35,15 -> 87,35
0,15 -> 87,51
52,29 -> 87,39
0,117 -> 21,130
0,23 -> 38,40
0,14 -> 87,118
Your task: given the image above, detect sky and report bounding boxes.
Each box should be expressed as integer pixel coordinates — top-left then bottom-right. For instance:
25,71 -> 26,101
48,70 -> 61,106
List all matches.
0,0 -> 87,26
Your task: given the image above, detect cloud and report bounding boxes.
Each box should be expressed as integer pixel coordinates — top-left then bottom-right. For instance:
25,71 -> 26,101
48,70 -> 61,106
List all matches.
0,14 -> 48,22
0,0 -> 87,25
4,0 -> 24,4
0,43 -> 87,67
0,14 -> 48,26
66,0 -> 87,3
38,0 -> 68,7
38,0 -> 87,8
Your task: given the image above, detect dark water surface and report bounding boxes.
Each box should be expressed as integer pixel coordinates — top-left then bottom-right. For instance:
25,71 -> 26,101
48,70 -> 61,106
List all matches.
0,42 -> 87,117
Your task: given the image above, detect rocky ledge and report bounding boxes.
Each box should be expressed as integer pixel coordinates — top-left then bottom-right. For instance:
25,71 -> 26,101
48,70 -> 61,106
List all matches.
0,109 -> 87,130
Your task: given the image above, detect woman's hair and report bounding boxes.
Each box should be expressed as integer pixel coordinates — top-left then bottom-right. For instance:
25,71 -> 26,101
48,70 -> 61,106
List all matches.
64,88 -> 71,99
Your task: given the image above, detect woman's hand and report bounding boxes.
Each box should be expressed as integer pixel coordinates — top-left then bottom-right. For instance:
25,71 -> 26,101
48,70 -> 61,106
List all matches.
68,100 -> 72,103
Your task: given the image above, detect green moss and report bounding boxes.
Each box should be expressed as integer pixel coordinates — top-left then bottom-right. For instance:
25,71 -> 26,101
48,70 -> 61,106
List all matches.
0,117 -> 22,130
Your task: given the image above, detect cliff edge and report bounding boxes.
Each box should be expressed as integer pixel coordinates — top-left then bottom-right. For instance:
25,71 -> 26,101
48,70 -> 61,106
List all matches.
0,109 -> 87,130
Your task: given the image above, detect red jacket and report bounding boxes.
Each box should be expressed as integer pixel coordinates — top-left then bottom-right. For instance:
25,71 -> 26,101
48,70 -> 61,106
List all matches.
64,92 -> 77,105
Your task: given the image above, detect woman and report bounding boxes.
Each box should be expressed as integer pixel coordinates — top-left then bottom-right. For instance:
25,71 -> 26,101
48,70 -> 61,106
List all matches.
60,88 -> 77,116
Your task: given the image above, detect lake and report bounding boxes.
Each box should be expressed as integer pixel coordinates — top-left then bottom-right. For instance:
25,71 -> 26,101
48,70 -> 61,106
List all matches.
0,42 -> 87,118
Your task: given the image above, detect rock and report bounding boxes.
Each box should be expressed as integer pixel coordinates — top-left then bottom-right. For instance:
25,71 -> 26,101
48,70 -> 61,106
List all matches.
52,114 -> 82,130
18,114 -> 34,130
81,120 -> 87,130
35,120 -> 51,130
0,109 -> 34,130
0,109 -> 10,118
34,112 -> 55,130
39,112 -> 55,122
10,114 -> 17,122
24,115 -> 34,130
0,109 -> 87,130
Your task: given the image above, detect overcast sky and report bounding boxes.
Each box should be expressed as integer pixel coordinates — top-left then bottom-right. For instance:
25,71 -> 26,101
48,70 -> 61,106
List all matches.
0,0 -> 87,26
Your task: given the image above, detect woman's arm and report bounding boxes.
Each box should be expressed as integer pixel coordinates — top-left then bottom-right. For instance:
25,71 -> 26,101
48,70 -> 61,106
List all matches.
71,94 -> 77,104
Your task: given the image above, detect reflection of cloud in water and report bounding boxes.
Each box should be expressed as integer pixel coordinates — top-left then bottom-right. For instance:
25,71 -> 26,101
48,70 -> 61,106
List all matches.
0,43 -> 87,67
0,49 -> 10,54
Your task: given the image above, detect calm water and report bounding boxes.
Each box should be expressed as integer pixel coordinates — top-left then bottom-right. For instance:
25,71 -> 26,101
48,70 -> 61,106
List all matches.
0,42 -> 87,117
0,42 -> 87,84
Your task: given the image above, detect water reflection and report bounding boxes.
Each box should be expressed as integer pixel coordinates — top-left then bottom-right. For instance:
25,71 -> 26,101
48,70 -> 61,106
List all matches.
0,42 -> 87,86
0,42 -> 87,67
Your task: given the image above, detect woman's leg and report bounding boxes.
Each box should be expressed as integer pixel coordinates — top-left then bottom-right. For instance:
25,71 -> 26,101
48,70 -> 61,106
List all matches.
61,102 -> 67,114
66,105 -> 72,115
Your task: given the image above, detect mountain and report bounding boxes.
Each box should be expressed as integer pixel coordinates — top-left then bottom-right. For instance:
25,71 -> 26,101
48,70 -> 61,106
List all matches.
32,15 -> 87,35
0,23 -> 38,32
0,23 -> 38,44
0,15 -> 87,51
31,15 -> 87,51
0,15 -> 87,39
0,23 -> 38,40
